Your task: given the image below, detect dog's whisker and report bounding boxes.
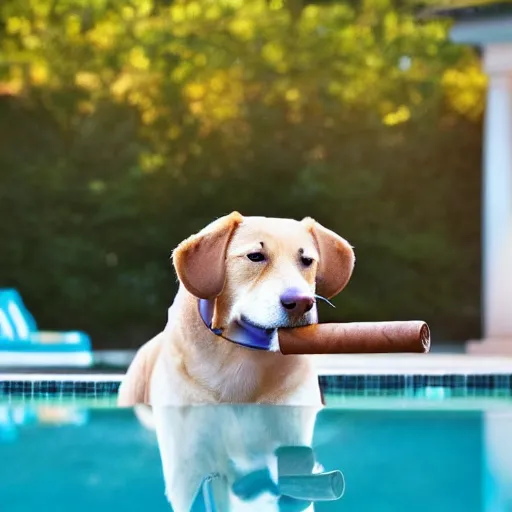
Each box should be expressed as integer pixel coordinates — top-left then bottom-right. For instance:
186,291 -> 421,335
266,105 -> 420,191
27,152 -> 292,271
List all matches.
315,294 -> 336,308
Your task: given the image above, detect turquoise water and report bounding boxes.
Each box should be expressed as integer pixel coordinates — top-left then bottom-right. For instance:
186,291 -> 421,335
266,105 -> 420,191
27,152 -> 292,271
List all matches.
1,398 -> 510,511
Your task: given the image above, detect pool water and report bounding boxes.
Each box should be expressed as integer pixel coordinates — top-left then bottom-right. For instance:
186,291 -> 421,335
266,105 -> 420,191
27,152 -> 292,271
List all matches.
1,391 -> 512,512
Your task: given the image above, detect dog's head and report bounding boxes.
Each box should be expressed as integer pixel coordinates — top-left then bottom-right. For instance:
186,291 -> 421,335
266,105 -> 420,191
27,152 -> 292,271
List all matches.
172,212 -> 355,331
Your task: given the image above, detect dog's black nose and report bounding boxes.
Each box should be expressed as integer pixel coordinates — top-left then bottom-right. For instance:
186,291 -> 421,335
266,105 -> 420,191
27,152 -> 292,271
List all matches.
280,288 -> 315,315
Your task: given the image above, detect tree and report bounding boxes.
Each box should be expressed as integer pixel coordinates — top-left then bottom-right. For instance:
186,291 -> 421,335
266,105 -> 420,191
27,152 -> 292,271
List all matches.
0,0 -> 484,347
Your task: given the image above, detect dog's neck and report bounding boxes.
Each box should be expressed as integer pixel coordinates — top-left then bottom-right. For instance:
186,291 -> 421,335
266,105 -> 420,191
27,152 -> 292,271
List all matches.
164,286 -> 309,403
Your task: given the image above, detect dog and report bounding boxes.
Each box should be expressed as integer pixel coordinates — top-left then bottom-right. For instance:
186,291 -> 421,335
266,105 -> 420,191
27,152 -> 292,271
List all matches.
118,212 -> 355,407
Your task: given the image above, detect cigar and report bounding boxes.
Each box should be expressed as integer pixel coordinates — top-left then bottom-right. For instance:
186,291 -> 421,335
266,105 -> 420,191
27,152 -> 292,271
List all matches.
275,446 -> 345,501
278,471 -> 345,501
278,321 -> 430,354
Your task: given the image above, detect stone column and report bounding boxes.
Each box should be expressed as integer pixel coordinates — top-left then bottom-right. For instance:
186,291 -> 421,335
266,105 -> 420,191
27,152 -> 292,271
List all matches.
468,45 -> 512,354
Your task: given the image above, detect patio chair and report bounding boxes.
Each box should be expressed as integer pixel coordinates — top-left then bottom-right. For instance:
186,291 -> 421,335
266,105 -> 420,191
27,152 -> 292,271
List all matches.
0,288 -> 93,368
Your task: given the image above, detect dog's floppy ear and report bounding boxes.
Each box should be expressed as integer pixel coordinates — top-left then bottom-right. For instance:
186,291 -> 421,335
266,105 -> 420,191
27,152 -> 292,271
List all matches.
172,212 -> 244,299
302,217 -> 355,299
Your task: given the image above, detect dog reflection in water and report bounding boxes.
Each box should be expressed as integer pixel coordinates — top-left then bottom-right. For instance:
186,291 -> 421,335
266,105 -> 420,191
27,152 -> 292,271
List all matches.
135,404 -> 344,512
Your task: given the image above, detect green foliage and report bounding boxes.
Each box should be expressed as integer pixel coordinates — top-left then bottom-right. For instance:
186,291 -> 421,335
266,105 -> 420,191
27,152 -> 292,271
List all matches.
0,0 -> 484,347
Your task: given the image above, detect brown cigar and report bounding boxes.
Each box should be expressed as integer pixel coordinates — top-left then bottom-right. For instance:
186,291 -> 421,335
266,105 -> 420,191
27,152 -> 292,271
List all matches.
278,321 -> 430,354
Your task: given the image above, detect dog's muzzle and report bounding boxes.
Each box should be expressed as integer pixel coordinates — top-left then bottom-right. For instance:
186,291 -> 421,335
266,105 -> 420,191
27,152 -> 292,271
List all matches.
198,299 -> 279,351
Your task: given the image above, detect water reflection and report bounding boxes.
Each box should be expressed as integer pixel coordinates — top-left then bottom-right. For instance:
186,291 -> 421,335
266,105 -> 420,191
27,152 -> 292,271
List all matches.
3,402 -> 509,511
140,405 -> 345,512
0,404 -> 88,441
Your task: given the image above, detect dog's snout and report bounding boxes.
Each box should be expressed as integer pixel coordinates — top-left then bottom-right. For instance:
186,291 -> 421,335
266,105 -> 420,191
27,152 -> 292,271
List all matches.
280,288 -> 315,315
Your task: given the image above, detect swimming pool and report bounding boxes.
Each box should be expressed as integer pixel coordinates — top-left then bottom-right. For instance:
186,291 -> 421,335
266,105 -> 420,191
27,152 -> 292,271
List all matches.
1,373 -> 512,512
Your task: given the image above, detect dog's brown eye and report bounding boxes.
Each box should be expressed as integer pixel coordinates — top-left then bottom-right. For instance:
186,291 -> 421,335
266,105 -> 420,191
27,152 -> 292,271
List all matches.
301,256 -> 314,267
247,252 -> 265,262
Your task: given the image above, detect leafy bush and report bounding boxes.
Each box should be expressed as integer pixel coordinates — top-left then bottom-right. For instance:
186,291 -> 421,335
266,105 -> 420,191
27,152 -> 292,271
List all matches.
0,0 -> 483,347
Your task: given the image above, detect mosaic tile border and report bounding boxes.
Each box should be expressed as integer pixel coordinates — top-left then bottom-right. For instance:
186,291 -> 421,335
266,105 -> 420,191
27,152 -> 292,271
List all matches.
319,374 -> 512,392
0,379 -> 120,399
0,374 -> 512,402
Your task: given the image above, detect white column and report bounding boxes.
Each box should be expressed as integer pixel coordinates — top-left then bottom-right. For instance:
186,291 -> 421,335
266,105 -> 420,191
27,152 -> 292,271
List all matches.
468,44 -> 512,354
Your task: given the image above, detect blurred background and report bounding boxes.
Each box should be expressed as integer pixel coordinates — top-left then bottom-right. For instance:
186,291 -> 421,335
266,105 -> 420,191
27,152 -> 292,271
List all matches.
0,0 -> 487,352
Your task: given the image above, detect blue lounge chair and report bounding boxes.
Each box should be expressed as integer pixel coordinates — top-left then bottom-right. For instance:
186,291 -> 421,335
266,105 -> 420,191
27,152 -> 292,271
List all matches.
0,288 -> 93,367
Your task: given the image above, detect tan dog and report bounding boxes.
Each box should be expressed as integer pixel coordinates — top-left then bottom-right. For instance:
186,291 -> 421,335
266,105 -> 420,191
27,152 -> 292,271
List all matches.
118,212 -> 354,407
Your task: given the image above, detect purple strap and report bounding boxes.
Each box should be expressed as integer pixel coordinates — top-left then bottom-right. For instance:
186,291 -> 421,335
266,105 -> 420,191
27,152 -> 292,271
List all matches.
198,299 -> 277,351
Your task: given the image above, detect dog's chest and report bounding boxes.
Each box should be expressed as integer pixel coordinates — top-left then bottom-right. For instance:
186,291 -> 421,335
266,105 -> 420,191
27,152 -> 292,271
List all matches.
151,350 -> 272,404
208,358 -> 267,403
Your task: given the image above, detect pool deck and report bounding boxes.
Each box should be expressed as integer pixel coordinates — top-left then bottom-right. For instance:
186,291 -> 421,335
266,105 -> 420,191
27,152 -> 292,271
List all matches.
312,353 -> 512,375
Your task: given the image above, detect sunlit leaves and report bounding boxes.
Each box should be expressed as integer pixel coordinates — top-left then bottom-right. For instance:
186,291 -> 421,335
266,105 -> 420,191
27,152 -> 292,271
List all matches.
6,16 -> 31,36
383,105 -> 411,126
135,0 -> 154,17
261,42 -> 287,70
139,151 -> 165,173
0,0 -> 485,152
442,63 -> 487,121
65,14 -> 82,38
75,71 -> 101,90
128,47 -> 150,70
228,18 -> 255,40
87,18 -> 120,49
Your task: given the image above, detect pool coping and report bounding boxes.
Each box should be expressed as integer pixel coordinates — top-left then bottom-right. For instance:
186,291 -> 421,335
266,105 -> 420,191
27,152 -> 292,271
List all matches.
0,374 -> 123,381
3,353 -> 512,378
311,354 -> 512,375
